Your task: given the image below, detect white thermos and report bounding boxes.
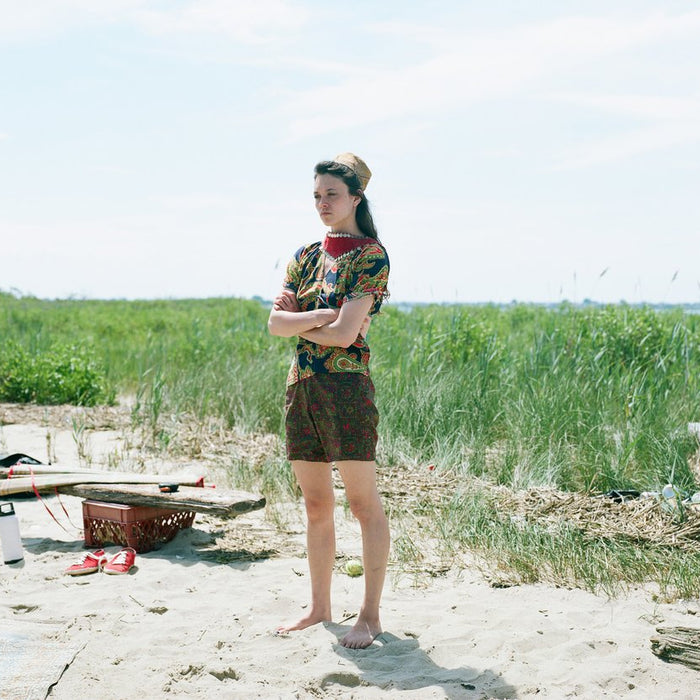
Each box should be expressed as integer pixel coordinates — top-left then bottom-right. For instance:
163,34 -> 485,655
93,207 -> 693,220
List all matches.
0,502 -> 24,564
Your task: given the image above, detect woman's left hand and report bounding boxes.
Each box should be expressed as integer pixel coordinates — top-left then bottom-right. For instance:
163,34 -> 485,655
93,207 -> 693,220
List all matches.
359,315 -> 372,338
273,289 -> 300,312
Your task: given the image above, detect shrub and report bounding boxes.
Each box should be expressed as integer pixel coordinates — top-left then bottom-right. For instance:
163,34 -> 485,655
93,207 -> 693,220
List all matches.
0,342 -> 114,406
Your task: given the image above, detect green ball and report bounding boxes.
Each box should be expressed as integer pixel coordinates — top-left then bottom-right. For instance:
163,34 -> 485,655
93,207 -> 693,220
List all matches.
345,559 -> 364,577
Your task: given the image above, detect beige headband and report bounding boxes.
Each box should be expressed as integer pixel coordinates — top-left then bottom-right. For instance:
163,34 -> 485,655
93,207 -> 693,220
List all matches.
334,152 -> 372,191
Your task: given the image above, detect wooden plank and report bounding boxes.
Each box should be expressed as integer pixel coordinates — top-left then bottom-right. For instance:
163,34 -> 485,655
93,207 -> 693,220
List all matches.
58,483 -> 266,519
1,465 -> 188,479
1,465 -> 106,478
651,626 -> 700,671
0,472 -> 202,497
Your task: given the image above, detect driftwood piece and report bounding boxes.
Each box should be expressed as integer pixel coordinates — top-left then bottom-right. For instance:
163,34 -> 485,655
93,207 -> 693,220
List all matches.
59,483 -> 266,519
651,626 -> 700,670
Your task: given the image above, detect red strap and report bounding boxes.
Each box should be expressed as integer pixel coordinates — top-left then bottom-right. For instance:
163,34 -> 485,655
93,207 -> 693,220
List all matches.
55,487 -> 81,531
26,465 -> 79,535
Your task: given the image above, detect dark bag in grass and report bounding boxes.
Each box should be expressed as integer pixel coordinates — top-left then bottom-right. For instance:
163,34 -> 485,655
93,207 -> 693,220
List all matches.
0,454 -> 44,498
604,489 -> 640,503
0,453 -> 44,469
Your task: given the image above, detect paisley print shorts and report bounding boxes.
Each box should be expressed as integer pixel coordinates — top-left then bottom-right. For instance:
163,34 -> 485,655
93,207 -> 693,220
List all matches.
285,373 -> 379,462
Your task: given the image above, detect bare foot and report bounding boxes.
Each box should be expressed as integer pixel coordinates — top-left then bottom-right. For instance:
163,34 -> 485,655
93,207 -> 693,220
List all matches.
276,609 -> 330,635
340,618 -> 382,649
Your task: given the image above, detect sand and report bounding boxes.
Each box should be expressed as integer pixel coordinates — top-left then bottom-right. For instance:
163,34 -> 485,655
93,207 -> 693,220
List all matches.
2,406 -> 700,699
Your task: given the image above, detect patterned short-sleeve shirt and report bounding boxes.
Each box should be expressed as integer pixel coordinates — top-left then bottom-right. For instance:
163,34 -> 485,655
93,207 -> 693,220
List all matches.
283,240 -> 390,386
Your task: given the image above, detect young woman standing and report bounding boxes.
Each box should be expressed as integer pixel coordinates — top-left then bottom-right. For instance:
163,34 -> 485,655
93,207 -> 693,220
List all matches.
268,153 -> 390,649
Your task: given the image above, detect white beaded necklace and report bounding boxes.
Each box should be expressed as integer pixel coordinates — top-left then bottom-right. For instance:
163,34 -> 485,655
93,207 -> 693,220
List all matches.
321,231 -> 373,264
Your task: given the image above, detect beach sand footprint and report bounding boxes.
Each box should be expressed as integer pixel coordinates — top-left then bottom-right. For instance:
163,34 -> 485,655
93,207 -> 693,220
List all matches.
320,671 -> 363,689
324,625 -> 516,699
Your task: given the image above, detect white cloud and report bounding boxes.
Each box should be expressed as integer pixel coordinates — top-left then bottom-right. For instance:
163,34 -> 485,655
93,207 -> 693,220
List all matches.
551,93 -> 700,167
0,0 -> 308,44
371,9 -> 700,55
555,122 -> 700,169
0,0 -> 144,41
242,55 -> 366,80
554,93 -> 700,121
133,0 -> 309,43
284,10 -> 700,139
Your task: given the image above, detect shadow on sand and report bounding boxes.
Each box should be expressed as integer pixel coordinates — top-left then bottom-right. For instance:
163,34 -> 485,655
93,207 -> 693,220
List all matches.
21,524 -> 269,573
322,623 -> 518,699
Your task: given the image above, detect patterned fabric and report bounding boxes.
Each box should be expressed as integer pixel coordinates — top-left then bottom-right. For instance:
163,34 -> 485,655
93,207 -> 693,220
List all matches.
285,373 -> 378,462
283,239 -> 389,387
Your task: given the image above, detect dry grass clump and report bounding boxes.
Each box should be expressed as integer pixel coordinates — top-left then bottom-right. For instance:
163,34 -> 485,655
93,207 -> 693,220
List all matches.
0,402 -> 129,431
496,487 -> 700,553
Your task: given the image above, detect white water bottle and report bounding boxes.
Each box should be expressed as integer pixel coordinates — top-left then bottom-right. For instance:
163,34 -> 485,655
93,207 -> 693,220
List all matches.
0,502 -> 24,564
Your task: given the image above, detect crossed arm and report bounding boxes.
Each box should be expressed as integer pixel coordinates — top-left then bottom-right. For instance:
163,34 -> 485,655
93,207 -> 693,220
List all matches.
267,288 -> 373,348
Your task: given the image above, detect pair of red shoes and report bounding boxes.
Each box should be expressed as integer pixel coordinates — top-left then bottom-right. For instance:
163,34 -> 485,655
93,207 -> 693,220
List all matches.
65,548 -> 136,576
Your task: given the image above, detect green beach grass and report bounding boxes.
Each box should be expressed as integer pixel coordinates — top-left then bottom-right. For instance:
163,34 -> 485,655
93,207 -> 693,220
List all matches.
2,291 -> 700,597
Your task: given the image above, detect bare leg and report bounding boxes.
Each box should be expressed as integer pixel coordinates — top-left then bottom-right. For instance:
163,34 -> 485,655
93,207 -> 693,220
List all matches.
277,460 -> 335,633
335,460 -> 390,649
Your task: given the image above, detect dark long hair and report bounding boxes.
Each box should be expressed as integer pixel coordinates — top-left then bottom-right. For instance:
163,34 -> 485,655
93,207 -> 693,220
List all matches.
314,160 -> 380,240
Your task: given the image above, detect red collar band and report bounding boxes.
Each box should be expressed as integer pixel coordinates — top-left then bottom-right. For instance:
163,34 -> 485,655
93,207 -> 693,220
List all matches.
321,234 -> 374,262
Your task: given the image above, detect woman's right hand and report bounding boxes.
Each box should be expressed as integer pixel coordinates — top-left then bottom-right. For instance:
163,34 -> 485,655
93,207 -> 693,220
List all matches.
273,289 -> 300,312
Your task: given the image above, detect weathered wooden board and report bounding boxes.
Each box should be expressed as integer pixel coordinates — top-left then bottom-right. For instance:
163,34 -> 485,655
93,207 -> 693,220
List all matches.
0,472 -> 202,497
651,626 -> 700,671
59,483 -> 266,519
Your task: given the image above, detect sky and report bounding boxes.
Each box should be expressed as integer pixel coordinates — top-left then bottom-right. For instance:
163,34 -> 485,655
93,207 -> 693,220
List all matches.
1,0 -> 699,305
